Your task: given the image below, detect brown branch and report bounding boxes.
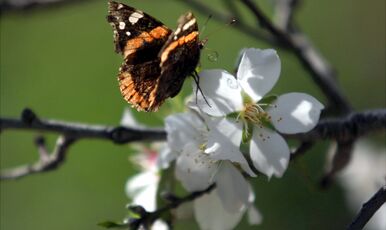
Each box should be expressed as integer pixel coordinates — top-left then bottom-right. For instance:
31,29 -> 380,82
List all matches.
273,0 -> 301,32
1,109 -> 384,180
347,185 -> 386,230
182,0 -> 277,46
128,184 -> 216,229
0,136 -> 76,180
289,109 -> 386,142
0,108 -> 166,144
320,140 -> 355,189
0,108 -> 166,180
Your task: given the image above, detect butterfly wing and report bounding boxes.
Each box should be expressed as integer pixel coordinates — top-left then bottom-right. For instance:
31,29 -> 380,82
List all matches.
107,1 -> 172,111
148,12 -> 201,109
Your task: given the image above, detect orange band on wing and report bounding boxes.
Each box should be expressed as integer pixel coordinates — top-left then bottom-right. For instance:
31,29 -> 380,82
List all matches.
160,31 -> 199,63
123,26 -> 170,58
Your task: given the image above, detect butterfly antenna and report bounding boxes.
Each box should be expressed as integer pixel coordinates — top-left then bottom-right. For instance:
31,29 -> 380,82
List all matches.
199,17 -> 236,50
192,71 -> 211,107
200,14 -> 212,36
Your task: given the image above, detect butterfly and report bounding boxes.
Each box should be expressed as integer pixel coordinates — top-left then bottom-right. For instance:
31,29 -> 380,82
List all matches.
107,1 -> 201,112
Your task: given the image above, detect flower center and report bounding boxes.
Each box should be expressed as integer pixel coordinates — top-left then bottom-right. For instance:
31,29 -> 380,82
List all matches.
241,103 -> 271,126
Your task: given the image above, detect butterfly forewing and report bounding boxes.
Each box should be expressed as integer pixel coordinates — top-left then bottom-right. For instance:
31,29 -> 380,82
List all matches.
107,1 -> 200,111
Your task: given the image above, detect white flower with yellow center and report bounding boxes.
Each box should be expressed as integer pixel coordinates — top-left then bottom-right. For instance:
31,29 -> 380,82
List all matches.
196,48 -> 324,178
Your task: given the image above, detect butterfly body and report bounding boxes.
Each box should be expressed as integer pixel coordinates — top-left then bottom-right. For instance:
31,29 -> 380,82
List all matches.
107,1 -> 200,111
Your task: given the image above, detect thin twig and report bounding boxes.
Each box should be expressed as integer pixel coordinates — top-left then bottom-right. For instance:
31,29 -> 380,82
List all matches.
0,108 -> 166,180
289,109 -> 386,142
347,185 -> 386,230
0,108 -> 166,144
0,136 -> 76,180
320,140 -> 355,189
273,0 -> 301,32
129,184 -> 216,229
183,0 -> 276,46
290,141 -> 314,161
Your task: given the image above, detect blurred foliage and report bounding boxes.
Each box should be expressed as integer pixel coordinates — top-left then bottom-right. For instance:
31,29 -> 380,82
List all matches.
0,0 -> 384,229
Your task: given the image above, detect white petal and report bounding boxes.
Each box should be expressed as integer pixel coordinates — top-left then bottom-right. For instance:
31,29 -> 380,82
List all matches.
125,172 -> 158,211
248,206 -> 263,225
194,189 -> 244,230
175,143 -> 217,192
125,171 -> 158,196
151,220 -> 169,230
165,112 -> 205,153
205,117 -> 256,176
250,128 -> 290,178
237,49 -> 281,102
195,69 -> 243,116
156,145 -> 177,169
245,185 -> 263,225
268,93 -> 324,134
215,162 -> 250,213
120,108 -> 145,128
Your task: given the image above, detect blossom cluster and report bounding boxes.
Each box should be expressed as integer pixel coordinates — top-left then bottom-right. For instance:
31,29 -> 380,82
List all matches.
124,48 -> 324,229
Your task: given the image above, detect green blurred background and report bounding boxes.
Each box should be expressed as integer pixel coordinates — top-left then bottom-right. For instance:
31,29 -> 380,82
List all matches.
0,0 -> 385,229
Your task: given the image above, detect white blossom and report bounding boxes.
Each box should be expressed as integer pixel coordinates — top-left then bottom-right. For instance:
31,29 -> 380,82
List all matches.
165,111 -> 260,229
195,48 -> 324,178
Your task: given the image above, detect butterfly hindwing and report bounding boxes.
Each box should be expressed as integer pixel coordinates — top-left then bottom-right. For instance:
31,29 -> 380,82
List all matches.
151,12 -> 200,108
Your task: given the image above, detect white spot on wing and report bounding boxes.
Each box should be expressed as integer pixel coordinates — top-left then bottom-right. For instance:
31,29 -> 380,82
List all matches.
117,4 -> 124,10
126,31 -> 131,36
119,21 -> 126,30
182,18 -> 196,31
129,12 -> 144,25
174,27 -> 181,35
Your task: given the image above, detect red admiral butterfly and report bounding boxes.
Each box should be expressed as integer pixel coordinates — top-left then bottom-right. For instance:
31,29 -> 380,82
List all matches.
107,1 -> 201,112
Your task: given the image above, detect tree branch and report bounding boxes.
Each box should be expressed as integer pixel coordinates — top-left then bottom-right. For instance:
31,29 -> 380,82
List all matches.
0,108 -> 166,144
289,109 -> 386,142
129,184 -> 216,229
347,185 -> 386,230
182,0 -> 277,46
0,108 -> 166,180
0,135 -> 76,180
273,0 -> 301,32
1,109 -> 384,180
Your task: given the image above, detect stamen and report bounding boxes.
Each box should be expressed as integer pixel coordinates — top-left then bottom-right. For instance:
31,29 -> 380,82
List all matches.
240,102 -> 272,126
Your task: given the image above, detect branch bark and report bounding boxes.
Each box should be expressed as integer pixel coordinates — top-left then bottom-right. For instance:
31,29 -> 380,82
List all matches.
347,185 -> 386,230
1,108 -> 384,180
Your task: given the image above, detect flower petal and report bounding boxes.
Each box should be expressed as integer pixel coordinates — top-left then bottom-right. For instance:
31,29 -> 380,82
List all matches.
175,143 -> 217,192
165,112 -> 205,153
205,117 -> 256,176
237,49 -> 281,102
156,145 -> 177,169
151,220 -> 169,230
196,69 -> 243,116
267,93 -> 324,134
120,108 -> 145,128
194,189 -> 244,230
215,162 -> 250,213
250,127 -> 290,178
125,171 -> 158,211
248,206 -> 263,225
